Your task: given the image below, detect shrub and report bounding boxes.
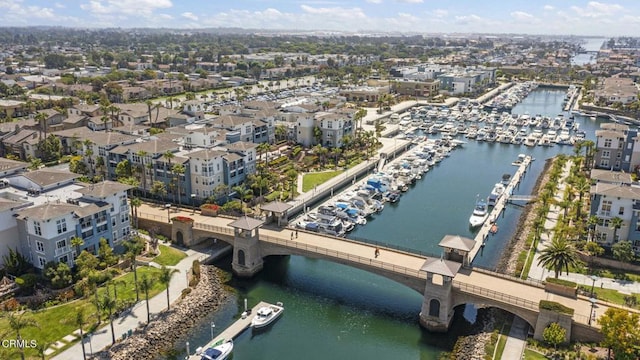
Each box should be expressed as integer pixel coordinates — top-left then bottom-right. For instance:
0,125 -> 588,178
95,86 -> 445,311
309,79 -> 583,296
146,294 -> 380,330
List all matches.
56,289 -> 75,303
545,277 -> 577,288
201,203 -> 220,211
192,260 -> 200,279
539,300 -> 574,315
181,288 -> 192,298
0,298 -> 20,311
15,273 -> 38,294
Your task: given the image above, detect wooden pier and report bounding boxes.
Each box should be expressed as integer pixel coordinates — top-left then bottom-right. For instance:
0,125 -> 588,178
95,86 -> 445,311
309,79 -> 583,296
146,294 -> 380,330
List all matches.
188,301 -> 274,360
468,156 -> 533,262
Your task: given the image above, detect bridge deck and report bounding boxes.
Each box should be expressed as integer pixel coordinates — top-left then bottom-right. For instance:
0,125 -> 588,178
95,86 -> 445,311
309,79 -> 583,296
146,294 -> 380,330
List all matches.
139,202 -> 611,328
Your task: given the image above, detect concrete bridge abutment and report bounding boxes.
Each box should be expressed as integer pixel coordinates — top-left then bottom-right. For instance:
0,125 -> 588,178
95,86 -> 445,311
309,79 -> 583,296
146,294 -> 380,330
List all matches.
229,217 -> 265,277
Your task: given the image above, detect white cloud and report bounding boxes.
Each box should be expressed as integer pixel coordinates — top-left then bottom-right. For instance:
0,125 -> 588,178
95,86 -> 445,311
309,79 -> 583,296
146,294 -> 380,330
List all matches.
54,2 -> 65,8
81,0 -> 173,17
300,5 -> 366,19
543,5 -> 554,11
181,12 -> 198,21
571,1 -> 623,18
396,0 -> 423,4
510,11 -> 535,21
366,0 -> 383,3
433,9 -> 448,18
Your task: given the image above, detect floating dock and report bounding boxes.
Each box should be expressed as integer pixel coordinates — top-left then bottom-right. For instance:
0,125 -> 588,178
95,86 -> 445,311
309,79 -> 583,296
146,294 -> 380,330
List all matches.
469,155 -> 533,261
188,301 -> 274,360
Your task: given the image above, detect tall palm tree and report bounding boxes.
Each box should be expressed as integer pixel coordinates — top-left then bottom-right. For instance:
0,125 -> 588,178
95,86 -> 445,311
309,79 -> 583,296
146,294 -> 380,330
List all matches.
100,294 -> 117,344
7,312 -> 38,360
130,197 -> 142,228
232,185 -> 253,214
136,150 -> 149,195
35,112 -> 47,141
138,273 -> 155,324
124,236 -> 144,302
70,235 -> 84,260
537,238 -> 579,278
159,266 -> 179,310
83,139 -> 95,176
609,216 -> 625,243
75,310 -> 87,360
257,142 -> 270,164
573,177 -> 590,219
171,163 -> 186,206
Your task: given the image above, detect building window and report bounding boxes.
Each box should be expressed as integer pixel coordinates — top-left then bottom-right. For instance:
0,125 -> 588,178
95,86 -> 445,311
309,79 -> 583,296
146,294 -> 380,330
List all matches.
58,255 -> 68,264
34,221 -> 41,236
56,219 -> 67,234
601,201 -> 612,217
56,239 -> 66,250
604,139 -> 612,148
36,241 -> 45,253
601,150 -> 610,159
619,207 -> 625,216
38,257 -> 47,268
600,159 -> 609,168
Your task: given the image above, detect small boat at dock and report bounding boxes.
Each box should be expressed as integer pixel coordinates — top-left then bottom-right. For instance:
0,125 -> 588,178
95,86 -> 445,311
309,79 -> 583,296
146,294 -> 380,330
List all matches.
251,302 -> 284,329
199,340 -> 233,360
488,183 -> 505,207
469,197 -> 489,228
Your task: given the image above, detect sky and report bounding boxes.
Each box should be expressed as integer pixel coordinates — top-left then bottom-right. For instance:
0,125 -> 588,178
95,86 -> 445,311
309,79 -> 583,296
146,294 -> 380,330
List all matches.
1,1 -> 640,36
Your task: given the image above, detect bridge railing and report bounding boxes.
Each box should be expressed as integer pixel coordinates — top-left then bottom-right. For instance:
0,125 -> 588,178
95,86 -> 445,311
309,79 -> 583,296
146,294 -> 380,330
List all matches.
193,222 -> 234,235
260,233 -> 427,280
138,212 -> 166,222
348,236 -> 441,259
452,280 -> 539,311
470,266 -> 545,289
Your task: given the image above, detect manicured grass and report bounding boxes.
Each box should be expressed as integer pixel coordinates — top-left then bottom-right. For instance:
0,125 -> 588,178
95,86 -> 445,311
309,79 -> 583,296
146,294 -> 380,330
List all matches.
524,348 -> 548,360
302,170 -> 344,192
494,320 -> 512,360
153,244 -> 187,266
582,286 -> 640,308
0,266 -> 167,359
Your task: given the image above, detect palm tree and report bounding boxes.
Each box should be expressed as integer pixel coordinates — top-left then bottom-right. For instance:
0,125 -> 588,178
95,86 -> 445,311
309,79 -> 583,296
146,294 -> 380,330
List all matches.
609,216 -> 625,243
124,236 -> 144,302
138,273 -> 155,324
35,112 -> 47,141
163,150 -> 175,201
537,238 -> 579,278
100,294 -> 117,344
35,340 -> 52,360
354,108 -> 367,134
573,177 -> 590,219
159,266 -> 179,310
7,312 -> 38,360
286,168 -> 298,200
130,197 -> 142,228
587,215 -> 599,242
136,150 -> 149,195
83,139 -> 95,176
70,235 -> 84,260
257,142 -> 271,164
75,310 -> 88,360
232,185 -> 253,214
171,163 -> 185,206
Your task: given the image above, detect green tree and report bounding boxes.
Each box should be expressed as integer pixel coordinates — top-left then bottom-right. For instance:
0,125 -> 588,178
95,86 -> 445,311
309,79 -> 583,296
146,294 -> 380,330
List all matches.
171,163 -> 186,206
136,150 -> 149,195
100,293 -> 118,344
159,266 -> 179,310
115,159 -> 132,179
609,216 -> 625,243
70,236 -> 84,259
150,180 -> 167,201
612,241 -> 635,263
542,322 -> 566,351
537,238 -> 579,278
124,236 -> 145,302
130,197 -> 142,228
75,310 -> 88,360
75,251 -> 99,278
7,312 -> 38,360
599,308 -> 640,360
1,248 -> 32,276
44,262 -> 73,289
98,238 -> 118,267
138,273 -> 155,324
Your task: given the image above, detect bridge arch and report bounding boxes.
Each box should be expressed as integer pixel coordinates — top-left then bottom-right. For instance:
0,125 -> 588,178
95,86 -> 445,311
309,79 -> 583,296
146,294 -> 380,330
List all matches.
176,231 -> 184,246
450,298 -> 538,330
428,299 -> 440,317
237,250 -> 246,266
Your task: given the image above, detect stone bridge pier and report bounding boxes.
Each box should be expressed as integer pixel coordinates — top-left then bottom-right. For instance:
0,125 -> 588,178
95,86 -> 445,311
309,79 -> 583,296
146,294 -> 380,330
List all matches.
418,258 -> 461,332
229,217 -> 266,277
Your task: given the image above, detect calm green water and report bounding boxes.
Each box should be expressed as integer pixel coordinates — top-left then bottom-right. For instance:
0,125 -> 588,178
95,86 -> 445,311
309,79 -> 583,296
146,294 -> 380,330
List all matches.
172,88 -> 605,360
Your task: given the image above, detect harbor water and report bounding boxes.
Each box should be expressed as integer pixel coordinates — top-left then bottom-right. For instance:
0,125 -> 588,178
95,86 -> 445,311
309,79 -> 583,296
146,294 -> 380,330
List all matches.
171,88 -> 606,359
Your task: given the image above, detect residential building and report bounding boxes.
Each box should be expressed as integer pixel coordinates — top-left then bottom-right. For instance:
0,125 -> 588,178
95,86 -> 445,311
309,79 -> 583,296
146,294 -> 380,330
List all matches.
392,79 -> 441,98
589,180 -> 640,254
594,123 -> 637,172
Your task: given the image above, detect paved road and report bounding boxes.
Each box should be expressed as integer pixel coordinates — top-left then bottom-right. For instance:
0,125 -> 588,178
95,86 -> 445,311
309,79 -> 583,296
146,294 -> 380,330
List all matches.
53,247 -> 211,360
502,316 -> 528,360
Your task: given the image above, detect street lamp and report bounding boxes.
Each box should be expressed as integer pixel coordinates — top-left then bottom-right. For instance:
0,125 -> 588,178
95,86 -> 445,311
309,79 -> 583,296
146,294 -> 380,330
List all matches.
210,321 -> 216,340
185,341 -> 190,359
588,297 -> 597,326
165,204 -> 171,222
590,275 -> 599,298
88,333 -> 93,356
191,194 -> 196,214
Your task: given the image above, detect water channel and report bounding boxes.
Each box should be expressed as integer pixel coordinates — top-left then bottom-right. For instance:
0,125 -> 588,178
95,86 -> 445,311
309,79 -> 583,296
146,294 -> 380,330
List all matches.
171,88 -> 607,359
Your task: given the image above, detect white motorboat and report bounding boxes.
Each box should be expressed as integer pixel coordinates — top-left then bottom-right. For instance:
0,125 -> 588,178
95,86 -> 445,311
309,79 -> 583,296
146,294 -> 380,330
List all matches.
469,197 -> 489,228
199,340 -> 233,360
251,302 -> 284,329
488,183 -> 506,207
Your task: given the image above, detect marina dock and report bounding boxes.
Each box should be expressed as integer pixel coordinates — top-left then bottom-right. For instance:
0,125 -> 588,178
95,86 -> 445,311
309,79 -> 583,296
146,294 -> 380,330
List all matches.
188,301 -> 274,360
469,155 -> 533,262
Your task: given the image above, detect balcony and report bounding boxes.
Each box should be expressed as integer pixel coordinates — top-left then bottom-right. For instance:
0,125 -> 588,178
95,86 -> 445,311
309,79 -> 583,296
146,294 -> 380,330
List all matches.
55,246 -> 71,256
599,211 -> 611,217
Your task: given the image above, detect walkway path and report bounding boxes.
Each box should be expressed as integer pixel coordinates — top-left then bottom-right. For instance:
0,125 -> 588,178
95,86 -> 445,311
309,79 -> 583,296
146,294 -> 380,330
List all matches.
527,161 -> 640,295
501,316 -> 527,360
53,247 -> 212,360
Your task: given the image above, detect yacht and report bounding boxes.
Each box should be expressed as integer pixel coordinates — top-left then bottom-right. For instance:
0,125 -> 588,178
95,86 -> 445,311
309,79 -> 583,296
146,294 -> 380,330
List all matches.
251,302 -> 284,329
199,340 -> 233,360
488,183 -> 506,207
469,197 -> 489,228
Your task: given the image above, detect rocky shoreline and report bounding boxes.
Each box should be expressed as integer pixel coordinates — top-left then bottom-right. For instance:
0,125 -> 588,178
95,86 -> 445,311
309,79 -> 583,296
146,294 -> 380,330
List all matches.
95,265 -> 230,360
449,308 -> 498,360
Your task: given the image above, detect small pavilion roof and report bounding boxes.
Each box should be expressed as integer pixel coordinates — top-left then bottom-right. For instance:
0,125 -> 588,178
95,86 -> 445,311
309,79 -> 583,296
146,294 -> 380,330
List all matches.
260,201 -> 292,213
420,258 -> 462,278
438,235 -> 476,252
228,216 -> 264,230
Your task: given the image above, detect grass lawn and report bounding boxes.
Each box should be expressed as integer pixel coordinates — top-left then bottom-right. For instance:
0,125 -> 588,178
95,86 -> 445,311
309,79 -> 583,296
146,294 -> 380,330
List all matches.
302,170 -> 344,192
586,286 -> 640,308
494,320 -> 512,359
153,244 -> 187,266
524,349 -> 547,360
0,266 -> 167,359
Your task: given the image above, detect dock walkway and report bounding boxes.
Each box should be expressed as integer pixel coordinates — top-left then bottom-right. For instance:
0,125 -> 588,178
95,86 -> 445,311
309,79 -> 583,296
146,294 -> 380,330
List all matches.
469,156 -> 533,261
188,301 -> 274,360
